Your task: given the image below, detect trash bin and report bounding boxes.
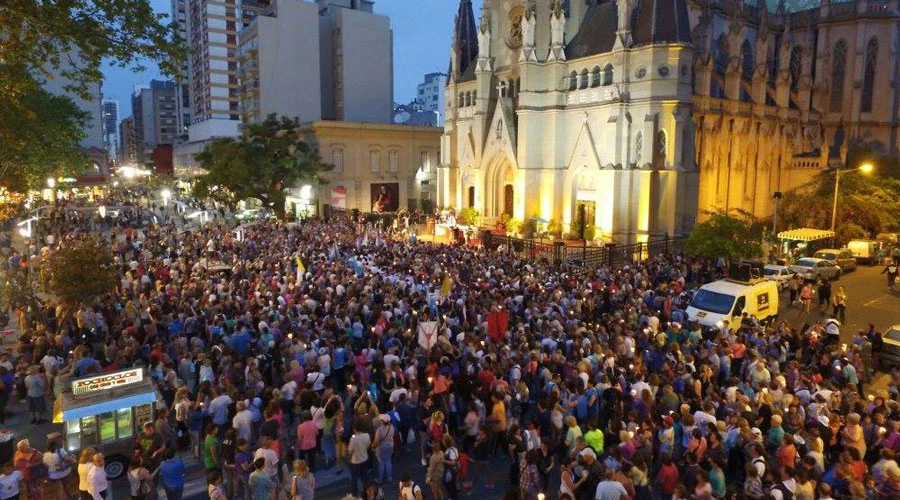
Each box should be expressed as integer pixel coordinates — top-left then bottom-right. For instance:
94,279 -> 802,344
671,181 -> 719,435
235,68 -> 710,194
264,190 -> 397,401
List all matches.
0,430 -> 14,465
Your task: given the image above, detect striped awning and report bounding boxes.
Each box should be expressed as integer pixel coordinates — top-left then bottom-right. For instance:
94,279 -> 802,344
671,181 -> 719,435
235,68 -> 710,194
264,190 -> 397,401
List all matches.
777,228 -> 836,242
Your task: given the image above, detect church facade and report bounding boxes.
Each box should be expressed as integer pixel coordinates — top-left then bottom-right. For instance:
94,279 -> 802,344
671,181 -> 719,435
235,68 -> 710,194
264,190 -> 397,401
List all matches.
439,0 -> 900,243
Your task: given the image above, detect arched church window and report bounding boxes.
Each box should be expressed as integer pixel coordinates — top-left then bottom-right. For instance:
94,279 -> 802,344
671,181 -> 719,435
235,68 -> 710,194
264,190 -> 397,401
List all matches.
768,35 -> 780,84
591,67 -> 601,88
830,40 -> 848,112
789,47 -> 802,93
714,35 -> 729,76
655,130 -> 667,167
580,69 -> 589,89
472,90 -> 477,103
458,93 -> 464,107
603,64 -> 613,86
508,80 -> 515,97
861,37 -> 878,112
569,71 -> 578,91
499,81 -> 507,98
466,92 -> 472,106
741,40 -> 754,81
634,132 -> 643,165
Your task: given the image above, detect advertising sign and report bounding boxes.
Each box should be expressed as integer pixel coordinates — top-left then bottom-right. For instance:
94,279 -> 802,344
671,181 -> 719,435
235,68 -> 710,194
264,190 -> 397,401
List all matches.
72,369 -> 143,395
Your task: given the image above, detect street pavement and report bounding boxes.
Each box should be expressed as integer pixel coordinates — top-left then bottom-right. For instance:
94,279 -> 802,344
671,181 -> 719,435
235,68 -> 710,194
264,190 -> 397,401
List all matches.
3,259 -> 898,500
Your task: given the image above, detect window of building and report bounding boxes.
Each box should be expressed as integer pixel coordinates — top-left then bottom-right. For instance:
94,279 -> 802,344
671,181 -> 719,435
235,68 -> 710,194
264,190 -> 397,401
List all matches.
420,151 -> 431,172
789,47 -> 803,93
861,37 -> 878,113
830,40 -> 848,112
569,71 -> 578,91
654,130 -> 667,167
741,40 -> 754,80
580,69 -> 589,89
500,81 -> 507,98
590,67 -> 601,87
602,64 -> 614,86
332,148 -> 344,173
388,150 -> 399,173
634,131 -> 643,165
369,150 -> 380,173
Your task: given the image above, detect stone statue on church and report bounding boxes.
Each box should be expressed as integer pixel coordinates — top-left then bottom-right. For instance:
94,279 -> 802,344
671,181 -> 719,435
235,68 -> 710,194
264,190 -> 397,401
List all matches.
477,7 -> 492,71
548,0 -> 567,61
520,4 -> 537,62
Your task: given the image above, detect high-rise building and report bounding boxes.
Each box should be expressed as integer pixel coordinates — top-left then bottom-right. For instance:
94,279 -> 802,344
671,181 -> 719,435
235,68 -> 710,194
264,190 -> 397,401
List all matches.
239,0 -> 321,123
415,72 -> 447,125
131,80 -> 178,165
185,0 -> 264,143
118,117 -> 137,165
170,0 -> 191,138
102,100 -> 119,161
318,0 -> 393,123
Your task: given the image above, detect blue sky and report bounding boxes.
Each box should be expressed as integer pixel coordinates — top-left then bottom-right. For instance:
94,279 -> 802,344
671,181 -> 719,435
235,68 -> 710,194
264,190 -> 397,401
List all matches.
105,0 -> 482,119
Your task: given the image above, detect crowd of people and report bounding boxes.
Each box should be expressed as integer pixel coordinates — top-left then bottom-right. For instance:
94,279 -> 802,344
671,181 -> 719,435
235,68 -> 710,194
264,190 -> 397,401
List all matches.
3,193 -> 900,500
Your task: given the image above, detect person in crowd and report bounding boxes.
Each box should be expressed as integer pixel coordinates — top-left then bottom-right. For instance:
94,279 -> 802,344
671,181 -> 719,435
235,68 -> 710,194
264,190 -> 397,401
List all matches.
87,453 -> 109,500
159,451 -> 185,500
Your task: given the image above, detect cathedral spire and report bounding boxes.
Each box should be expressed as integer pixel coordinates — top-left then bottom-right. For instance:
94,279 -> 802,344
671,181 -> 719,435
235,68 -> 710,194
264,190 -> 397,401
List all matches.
450,0 -> 479,80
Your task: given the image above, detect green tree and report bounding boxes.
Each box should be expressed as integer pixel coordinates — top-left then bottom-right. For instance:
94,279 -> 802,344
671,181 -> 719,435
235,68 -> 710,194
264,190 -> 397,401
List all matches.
685,209 -> 765,260
0,80 -> 88,192
0,0 -> 184,191
44,237 -> 118,309
193,115 -> 332,218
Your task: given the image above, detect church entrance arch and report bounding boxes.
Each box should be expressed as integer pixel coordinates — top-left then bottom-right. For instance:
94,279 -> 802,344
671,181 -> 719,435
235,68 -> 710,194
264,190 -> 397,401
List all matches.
484,160 -> 515,219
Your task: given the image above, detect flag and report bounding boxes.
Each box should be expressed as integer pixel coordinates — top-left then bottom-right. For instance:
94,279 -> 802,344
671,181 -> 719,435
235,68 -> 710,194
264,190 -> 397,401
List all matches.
487,310 -> 509,343
362,232 -> 369,247
440,274 -> 453,299
417,321 -> 439,350
296,257 -> 305,282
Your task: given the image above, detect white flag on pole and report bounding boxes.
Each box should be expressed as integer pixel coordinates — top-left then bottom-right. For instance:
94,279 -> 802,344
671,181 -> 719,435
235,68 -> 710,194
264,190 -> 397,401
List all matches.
417,321 -> 439,350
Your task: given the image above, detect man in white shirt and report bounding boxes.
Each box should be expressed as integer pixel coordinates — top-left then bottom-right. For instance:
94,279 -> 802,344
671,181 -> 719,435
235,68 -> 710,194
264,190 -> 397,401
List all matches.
252,436 -> 279,480
348,423 -> 371,497
232,400 -> 254,443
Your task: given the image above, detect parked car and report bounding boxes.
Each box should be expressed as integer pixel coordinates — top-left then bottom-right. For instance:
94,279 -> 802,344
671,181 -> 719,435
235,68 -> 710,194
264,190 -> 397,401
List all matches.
789,257 -> 842,281
847,240 -> 881,265
813,249 -> 857,272
877,325 -> 900,367
763,264 -> 796,291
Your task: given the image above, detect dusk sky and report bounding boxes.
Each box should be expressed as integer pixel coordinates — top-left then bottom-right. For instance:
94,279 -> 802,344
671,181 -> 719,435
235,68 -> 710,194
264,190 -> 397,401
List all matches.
105,0 -> 483,119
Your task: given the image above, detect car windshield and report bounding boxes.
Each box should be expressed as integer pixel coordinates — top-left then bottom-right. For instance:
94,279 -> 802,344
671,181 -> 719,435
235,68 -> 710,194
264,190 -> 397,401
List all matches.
814,252 -> 836,260
763,268 -> 778,276
690,289 -> 735,315
795,259 -> 816,268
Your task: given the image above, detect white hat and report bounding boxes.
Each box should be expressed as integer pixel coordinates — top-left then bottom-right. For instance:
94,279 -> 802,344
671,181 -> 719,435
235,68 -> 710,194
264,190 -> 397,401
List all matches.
818,415 -> 830,426
579,448 -> 596,460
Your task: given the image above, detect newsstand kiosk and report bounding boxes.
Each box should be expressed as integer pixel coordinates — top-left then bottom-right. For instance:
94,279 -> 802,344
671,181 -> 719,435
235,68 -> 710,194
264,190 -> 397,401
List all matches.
53,368 -> 162,479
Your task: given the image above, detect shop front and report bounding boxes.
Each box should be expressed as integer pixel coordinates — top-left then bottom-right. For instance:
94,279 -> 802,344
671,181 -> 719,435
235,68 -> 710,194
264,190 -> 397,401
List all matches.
54,368 -> 161,479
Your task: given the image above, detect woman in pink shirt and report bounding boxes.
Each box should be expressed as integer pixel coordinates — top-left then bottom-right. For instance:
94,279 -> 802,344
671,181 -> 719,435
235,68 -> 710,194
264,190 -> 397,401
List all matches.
297,411 -> 319,472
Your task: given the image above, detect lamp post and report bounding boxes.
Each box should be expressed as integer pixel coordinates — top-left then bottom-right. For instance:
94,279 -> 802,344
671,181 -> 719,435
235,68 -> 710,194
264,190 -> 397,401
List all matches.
161,188 -> 172,208
830,162 -> 874,233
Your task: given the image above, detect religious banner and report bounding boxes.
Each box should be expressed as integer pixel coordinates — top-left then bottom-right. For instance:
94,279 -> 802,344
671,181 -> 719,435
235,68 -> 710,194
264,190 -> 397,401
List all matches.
417,321 -> 439,350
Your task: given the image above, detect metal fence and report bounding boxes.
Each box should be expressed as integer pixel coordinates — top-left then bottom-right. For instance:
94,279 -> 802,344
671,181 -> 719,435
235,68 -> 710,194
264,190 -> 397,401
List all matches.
483,233 -> 686,270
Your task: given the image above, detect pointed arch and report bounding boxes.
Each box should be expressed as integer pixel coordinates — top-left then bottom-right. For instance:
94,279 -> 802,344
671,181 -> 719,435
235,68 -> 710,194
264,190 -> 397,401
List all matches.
580,69 -> 589,89
591,66 -> 601,87
712,34 -> 729,98
861,37 -> 878,112
603,64 -> 614,86
741,39 -> 754,80
569,71 -> 578,91
789,47 -> 803,93
830,40 -> 848,112
654,130 -> 668,168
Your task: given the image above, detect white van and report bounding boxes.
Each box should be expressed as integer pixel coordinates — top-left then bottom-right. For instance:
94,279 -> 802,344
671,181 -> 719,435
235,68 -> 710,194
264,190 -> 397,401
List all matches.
686,278 -> 779,330
847,240 -> 881,264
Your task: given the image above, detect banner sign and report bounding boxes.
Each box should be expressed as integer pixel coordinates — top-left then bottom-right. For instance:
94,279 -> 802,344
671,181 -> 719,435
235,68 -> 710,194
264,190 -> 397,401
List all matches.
72,369 -> 143,395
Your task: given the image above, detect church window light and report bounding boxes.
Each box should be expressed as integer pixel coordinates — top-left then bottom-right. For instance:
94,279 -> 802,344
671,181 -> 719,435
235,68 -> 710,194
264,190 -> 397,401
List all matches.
655,130 -> 667,167
603,64 -> 613,86
861,37 -> 878,113
830,40 -> 847,112
634,132 -> 643,165
591,67 -> 601,87
569,71 -> 578,91
580,69 -> 589,89
789,47 -> 802,93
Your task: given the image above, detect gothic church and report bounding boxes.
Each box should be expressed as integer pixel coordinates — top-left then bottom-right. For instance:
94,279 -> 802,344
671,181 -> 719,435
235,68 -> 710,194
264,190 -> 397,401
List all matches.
438,0 -> 900,242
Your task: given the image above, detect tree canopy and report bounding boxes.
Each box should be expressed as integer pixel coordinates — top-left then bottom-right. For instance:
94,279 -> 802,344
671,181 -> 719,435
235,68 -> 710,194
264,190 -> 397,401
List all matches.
44,237 -> 118,308
778,148 -> 900,239
0,80 -> 88,192
0,0 -> 184,191
685,209 -> 765,260
193,115 -> 332,218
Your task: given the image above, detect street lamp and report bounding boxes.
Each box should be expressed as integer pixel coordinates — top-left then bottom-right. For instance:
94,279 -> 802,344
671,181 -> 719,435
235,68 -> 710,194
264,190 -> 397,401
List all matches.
831,162 -> 874,232
161,188 -> 172,207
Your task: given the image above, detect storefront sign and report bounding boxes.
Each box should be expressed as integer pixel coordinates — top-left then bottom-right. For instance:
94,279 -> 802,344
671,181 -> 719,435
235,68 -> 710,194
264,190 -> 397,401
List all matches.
72,369 -> 143,395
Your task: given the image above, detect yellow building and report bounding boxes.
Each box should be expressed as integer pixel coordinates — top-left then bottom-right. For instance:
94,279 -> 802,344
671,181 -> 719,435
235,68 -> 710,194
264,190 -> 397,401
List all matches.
296,121 -> 442,214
